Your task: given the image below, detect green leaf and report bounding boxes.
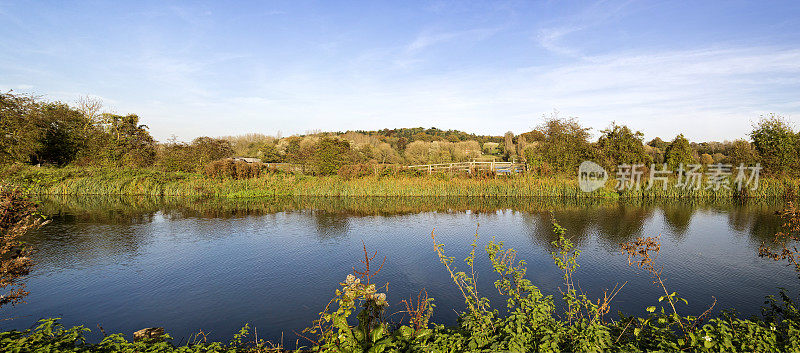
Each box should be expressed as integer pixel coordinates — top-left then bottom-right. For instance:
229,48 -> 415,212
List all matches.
704,339 -> 714,349
415,329 -> 432,339
353,328 -> 364,342
646,306 -> 656,313
398,326 -> 413,339
370,326 -> 385,343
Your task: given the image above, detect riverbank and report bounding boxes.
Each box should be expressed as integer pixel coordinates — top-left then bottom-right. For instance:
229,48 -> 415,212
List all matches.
3,165 -> 799,199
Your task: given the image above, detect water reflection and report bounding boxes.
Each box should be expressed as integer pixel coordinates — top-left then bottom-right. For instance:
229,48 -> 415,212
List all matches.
1,195 -> 793,344
30,195 -> 790,252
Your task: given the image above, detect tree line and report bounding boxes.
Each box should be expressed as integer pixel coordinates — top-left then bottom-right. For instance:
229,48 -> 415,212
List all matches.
1,91 -> 795,176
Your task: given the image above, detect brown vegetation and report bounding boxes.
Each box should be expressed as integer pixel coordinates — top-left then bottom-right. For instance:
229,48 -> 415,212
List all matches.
0,184 -> 48,308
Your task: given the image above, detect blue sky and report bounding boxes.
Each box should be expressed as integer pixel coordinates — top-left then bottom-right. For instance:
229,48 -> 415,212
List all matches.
2,0 -> 799,142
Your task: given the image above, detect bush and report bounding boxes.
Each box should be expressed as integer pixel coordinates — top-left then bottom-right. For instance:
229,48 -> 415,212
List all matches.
298,220 -> 800,352
1,184 -> 48,308
203,159 -> 265,180
337,164 -> 405,180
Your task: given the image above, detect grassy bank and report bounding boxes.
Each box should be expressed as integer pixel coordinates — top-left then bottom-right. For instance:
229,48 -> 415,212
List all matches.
3,165 -> 800,199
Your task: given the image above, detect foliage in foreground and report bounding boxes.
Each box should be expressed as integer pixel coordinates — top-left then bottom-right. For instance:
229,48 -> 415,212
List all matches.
0,184 -> 48,308
0,319 -> 293,352
298,224 -> 800,352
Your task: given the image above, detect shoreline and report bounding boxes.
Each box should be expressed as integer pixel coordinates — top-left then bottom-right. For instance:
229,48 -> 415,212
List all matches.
3,166 -> 799,199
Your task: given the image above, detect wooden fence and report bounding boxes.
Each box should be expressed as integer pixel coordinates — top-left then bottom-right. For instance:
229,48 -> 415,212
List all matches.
262,161 -> 527,174
406,161 -> 526,174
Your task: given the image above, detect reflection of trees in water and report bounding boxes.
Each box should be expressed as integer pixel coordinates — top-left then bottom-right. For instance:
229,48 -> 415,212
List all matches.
23,222 -> 150,270
308,210 -> 350,239
594,204 -> 654,247
30,195 -> 789,250
723,201 -> 784,245
661,202 -> 695,238
520,203 -> 654,250
727,205 -> 751,232
521,208 -> 594,249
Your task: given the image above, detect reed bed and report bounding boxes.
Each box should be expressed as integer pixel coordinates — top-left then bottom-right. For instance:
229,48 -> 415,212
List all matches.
3,166 -> 799,199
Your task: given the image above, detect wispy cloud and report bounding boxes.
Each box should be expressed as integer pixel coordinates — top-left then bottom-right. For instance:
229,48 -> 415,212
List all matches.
535,0 -> 638,56
406,27 -> 500,54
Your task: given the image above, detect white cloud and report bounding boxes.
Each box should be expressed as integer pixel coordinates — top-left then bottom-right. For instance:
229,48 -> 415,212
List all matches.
534,0 -> 639,56
133,43 -> 800,142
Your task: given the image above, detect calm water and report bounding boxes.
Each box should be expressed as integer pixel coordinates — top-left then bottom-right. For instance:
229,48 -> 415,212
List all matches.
1,196 -> 798,346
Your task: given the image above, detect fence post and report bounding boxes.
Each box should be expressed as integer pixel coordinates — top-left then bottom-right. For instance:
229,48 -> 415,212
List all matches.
428,165 -> 432,175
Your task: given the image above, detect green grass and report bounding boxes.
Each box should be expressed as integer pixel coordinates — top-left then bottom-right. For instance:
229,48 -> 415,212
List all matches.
3,165 -> 799,199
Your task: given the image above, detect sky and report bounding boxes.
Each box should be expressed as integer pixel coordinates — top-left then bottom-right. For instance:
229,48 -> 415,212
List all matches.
1,0 -> 800,142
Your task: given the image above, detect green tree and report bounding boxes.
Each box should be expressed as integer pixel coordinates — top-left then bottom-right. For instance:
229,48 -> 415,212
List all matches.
313,137 -> 352,175
33,102 -> 89,166
155,139 -> 194,172
664,134 -> 695,170
530,116 -> 591,174
750,114 -> 797,174
258,142 -> 282,163
0,92 -> 41,164
597,123 -> 650,168
647,137 -> 668,150
101,114 -> 157,167
191,137 -> 234,167
726,139 -> 758,166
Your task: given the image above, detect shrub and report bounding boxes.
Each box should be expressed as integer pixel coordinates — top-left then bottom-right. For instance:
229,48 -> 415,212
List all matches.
203,159 -> 265,179
0,184 -> 48,308
338,164 -> 375,180
338,164 -> 405,180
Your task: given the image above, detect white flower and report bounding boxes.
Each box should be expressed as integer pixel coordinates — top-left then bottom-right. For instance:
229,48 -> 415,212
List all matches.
345,274 -> 356,285
704,335 -> 712,342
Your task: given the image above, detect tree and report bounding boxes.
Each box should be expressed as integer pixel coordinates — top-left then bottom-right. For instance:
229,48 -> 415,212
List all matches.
529,115 -> 591,174
373,142 -> 401,164
75,95 -> 104,129
597,123 -> 650,168
647,137 -> 668,150
404,141 -> 430,165
192,137 -> 234,166
259,142 -> 283,163
101,114 -> 157,167
33,102 -> 90,166
726,139 -> 758,166
516,134 -> 527,160
504,131 -> 515,161
700,153 -> 714,166
0,185 -> 48,308
313,137 -> 352,175
155,138 -> 194,172
750,114 -> 797,174
664,134 -> 696,170
395,137 -> 408,152
0,92 -> 41,164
